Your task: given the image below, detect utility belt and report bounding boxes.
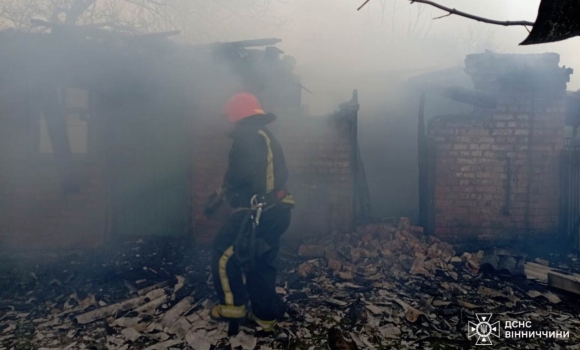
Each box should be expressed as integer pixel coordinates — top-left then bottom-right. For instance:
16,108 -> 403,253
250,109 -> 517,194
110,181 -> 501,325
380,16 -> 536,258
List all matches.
233,187 -> 293,267
231,186 -> 294,214
262,186 -> 295,209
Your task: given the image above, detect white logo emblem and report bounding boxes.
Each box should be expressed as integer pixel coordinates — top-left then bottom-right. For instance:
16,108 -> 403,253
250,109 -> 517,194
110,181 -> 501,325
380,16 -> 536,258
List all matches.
468,313 -> 501,345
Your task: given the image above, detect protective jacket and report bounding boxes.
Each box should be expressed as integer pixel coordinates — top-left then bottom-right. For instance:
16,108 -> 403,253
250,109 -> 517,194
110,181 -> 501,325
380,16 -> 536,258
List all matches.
221,113 -> 294,209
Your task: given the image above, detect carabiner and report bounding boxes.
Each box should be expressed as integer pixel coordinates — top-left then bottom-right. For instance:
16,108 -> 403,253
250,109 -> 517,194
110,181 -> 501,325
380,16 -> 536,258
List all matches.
250,195 -> 259,209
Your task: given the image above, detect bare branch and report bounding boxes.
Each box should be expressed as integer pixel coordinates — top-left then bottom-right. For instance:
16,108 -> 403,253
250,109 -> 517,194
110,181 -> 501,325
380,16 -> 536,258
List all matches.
410,0 -> 535,27
357,0 -> 371,11
433,13 -> 451,20
1,0 -> 286,40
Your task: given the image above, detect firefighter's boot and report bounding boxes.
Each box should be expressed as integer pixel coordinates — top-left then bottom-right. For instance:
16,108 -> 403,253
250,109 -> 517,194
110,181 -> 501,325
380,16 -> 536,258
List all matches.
245,311 -> 277,332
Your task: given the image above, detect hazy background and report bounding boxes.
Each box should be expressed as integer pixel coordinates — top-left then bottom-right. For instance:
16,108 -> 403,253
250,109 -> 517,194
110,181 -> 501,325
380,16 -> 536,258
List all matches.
180,0 -> 578,220
261,0 -> 580,220
2,0 -> 577,221
132,0 -> 579,115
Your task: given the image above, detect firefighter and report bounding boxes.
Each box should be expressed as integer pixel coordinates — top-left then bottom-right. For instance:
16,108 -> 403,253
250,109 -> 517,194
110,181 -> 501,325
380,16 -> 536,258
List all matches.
204,92 -> 295,332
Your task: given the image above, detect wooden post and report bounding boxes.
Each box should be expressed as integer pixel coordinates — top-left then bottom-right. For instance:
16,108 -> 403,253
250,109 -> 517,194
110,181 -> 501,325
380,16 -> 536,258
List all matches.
418,92 -> 428,229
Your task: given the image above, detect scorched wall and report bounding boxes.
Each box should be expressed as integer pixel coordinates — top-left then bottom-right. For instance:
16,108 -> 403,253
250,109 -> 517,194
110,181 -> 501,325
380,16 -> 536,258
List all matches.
429,52 -> 571,241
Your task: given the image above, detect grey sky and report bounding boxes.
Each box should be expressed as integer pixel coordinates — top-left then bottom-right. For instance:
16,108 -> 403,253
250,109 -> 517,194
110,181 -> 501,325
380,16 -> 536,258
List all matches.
262,1 -> 578,84
221,0 -> 575,113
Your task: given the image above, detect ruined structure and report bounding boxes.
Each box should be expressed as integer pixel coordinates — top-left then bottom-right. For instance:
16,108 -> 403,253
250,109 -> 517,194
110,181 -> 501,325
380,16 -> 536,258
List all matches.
0,31 -> 360,249
428,52 -> 572,242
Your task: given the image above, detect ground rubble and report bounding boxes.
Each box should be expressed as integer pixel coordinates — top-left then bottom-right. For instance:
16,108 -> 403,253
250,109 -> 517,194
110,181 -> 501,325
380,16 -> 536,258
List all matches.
1,221 -> 580,350
287,218 -> 580,349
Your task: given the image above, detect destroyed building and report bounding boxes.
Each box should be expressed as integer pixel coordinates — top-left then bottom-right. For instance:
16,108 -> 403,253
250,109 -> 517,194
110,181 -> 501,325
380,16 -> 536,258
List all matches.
426,52 -> 573,244
0,29 -> 370,249
358,52 -> 580,249
2,17 -> 580,350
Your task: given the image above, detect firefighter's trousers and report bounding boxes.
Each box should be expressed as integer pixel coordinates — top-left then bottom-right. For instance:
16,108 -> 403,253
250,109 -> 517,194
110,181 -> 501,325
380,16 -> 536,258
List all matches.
211,205 -> 291,321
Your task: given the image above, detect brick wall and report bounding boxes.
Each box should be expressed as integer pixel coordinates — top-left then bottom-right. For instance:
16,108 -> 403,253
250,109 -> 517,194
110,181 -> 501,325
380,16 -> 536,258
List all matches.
429,53 -> 571,242
275,111 -> 355,239
0,92 -> 107,249
1,88 -> 356,248
191,107 -> 356,244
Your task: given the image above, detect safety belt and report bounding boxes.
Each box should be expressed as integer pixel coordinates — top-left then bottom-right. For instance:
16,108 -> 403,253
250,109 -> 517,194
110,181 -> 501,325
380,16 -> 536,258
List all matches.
233,195 -> 266,268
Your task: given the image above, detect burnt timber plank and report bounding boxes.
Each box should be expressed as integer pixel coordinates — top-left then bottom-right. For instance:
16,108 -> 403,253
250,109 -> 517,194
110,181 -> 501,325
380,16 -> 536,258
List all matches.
547,272 -> 580,296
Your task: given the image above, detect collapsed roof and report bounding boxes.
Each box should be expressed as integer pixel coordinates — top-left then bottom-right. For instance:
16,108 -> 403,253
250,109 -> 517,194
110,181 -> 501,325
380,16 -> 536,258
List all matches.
0,24 -> 298,107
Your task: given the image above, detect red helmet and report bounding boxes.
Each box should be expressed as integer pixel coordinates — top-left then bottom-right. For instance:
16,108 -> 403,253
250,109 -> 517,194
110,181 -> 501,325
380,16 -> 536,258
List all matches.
223,93 -> 265,123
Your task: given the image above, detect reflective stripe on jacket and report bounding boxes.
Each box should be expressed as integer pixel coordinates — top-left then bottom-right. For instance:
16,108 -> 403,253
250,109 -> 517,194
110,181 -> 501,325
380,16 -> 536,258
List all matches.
221,113 -> 294,209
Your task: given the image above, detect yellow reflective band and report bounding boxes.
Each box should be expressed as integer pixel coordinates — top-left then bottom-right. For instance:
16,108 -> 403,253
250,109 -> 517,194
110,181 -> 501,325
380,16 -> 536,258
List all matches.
218,246 -> 235,305
281,194 -> 295,205
258,130 -> 275,193
247,311 -> 277,331
212,305 -> 246,319
255,318 -> 276,331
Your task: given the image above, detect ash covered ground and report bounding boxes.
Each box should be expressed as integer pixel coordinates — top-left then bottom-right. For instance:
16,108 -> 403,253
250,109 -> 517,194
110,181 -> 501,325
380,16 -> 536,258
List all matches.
1,220 -> 580,350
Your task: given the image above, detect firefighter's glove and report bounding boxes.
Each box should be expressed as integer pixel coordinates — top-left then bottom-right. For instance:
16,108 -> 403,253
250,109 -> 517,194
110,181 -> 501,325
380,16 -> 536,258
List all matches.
204,190 -> 224,217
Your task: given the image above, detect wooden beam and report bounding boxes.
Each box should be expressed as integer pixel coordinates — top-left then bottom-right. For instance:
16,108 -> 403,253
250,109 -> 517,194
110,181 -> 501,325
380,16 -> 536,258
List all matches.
525,262 -> 551,271
524,262 -> 551,283
75,295 -> 148,324
525,269 -> 548,284
548,272 -> 580,295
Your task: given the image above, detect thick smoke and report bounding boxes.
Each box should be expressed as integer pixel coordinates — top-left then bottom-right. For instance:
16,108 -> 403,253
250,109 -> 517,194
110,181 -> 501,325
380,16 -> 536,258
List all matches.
1,0 -> 579,241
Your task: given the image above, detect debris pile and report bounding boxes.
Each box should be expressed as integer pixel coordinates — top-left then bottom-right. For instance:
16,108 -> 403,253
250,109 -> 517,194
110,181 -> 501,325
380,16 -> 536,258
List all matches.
0,239 -> 216,350
284,218 -> 580,349
1,220 -> 580,350
297,217 -> 471,283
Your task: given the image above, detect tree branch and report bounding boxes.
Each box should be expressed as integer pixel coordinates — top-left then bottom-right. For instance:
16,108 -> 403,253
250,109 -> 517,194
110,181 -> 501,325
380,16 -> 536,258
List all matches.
410,0 -> 535,27
357,0 -> 371,11
433,13 -> 451,20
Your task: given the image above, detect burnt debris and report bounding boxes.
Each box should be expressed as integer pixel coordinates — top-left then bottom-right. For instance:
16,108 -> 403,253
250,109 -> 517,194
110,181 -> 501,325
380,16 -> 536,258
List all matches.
1,219 -> 580,349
